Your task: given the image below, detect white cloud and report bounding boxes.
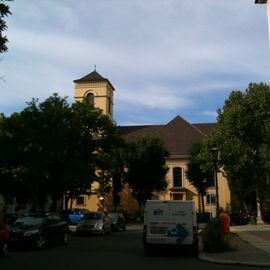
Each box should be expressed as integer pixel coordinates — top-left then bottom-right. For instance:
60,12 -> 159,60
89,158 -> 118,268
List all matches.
203,110 -> 218,117
117,84 -> 194,109
1,0 -> 270,124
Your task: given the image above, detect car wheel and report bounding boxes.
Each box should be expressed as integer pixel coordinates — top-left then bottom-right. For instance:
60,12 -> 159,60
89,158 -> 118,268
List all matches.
36,236 -> 46,250
101,227 -> 105,235
144,242 -> 152,256
191,240 -> 199,257
0,242 -> 8,257
62,232 -> 69,245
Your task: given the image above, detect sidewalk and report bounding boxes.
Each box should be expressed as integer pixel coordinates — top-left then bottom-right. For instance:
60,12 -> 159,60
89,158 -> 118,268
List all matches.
199,224 -> 270,267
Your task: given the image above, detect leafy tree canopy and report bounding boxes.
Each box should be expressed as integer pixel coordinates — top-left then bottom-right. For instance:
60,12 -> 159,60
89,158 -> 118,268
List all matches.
126,136 -> 169,210
0,94 -> 123,211
186,141 -> 213,212
0,0 -> 11,53
208,83 -> 270,213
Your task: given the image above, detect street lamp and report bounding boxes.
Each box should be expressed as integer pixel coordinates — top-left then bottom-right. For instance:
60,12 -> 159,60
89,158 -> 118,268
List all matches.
210,147 -> 220,218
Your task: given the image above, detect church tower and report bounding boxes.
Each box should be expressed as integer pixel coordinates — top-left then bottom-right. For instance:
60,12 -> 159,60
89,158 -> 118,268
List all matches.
74,69 -> 115,120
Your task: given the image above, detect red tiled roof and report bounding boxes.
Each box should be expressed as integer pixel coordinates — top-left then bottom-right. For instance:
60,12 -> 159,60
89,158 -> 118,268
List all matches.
119,116 -> 217,156
193,123 -> 217,135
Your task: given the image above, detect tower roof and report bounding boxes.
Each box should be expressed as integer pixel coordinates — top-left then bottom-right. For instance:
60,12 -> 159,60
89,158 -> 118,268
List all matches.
74,70 -> 115,90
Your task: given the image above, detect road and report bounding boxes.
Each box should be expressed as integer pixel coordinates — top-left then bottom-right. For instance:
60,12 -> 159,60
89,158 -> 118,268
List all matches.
0,226 -> 265,270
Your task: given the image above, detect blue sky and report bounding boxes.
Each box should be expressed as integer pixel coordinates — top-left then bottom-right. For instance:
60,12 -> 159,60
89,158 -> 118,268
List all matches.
1,0 -> 270,126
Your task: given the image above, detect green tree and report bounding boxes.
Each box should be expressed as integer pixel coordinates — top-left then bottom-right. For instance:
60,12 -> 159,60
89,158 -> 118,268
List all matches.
208,83 -> 270,216
186,141 -> 213,212
0,113 -> 30,208
110,146 -> 127,211
0,0 -> 11,53
0,94 -> 124,211
126,136 -> 169,216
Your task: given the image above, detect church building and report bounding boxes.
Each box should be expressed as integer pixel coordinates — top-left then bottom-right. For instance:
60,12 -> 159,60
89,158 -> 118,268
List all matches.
72,69 -> 231,216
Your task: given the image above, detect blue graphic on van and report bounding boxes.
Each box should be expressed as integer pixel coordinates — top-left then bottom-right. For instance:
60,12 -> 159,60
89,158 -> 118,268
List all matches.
153,208 -> 163,215
167,224 -> 190,244
175,224 -> 189,244
168,224 -> 189,244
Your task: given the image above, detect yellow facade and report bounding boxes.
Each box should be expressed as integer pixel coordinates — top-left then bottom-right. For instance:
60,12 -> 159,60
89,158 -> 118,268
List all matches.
157,158 -> 230,215
74,81 -> 114,120
72,70 -> 231,216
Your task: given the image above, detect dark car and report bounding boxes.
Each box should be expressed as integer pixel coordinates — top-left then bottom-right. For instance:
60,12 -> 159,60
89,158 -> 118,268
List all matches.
0,220 -> 9,257
108,212 -> 126,231
8,212 -> 70,250
3,213 -> 19,225
229,213 -> 250,226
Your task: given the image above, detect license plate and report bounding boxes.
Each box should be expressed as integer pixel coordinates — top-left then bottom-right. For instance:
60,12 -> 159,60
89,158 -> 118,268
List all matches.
150,226 -> 167,234
151,230 -> 166,234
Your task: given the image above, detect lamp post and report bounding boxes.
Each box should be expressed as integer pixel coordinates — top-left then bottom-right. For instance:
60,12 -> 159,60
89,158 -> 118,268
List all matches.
210,147 -> 220,218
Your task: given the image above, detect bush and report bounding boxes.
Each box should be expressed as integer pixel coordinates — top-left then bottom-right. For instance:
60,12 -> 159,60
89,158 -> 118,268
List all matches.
201,218 -> 232,252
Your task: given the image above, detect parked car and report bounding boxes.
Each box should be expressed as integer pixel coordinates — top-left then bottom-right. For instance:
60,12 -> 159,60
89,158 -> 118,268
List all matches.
68,209 -> 89,225
229,213 -> 250,226
3,213 -> 19,225
8,212 -> 70,250
76,211 -> 111,235
108,212 -> 126,231
197,212 -> 211,224
0,220 -> 9,257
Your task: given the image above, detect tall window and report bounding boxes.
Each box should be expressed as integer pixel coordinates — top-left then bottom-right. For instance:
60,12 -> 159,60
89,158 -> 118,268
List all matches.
207,171 -> 215,187
173,167 -> 182,187
206,194 -> 216,205
86,92 -> 94,106
76,196 -> 85,205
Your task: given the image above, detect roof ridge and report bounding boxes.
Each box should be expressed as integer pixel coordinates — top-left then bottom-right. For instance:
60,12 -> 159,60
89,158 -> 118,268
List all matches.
164,115 -> 207,136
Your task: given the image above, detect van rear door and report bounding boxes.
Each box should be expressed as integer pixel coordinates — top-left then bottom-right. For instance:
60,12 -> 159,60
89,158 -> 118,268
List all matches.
144,200 -> 195,245
145,201 -> 172,244
169,201 -> 194,245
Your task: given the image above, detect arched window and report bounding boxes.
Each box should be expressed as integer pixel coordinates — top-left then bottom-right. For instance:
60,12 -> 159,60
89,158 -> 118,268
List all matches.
86,92 -> 94,105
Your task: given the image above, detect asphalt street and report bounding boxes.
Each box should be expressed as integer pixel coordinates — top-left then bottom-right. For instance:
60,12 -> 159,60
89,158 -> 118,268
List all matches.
0,226 -> 266,270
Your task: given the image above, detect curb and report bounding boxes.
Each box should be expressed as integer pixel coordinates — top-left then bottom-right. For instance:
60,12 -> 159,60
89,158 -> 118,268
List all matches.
198,252 -> 270,267
197,233 -> 270,267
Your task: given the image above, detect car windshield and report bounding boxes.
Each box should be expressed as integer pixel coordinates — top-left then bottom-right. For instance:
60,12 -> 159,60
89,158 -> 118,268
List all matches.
108,213 -> 118,220
83,213 -> 102,220
69,209 -> 88,215
14,216 -> 45,228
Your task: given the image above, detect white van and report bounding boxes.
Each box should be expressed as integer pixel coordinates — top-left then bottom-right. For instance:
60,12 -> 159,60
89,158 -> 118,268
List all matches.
143,200 -> 198,256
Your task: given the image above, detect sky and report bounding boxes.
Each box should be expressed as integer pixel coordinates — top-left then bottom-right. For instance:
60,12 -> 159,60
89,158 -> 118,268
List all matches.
1,0 -> 270,126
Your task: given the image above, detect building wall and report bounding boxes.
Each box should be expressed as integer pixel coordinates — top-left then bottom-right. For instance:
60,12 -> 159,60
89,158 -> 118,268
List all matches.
74,81 -> 113,120
70,156 -> 231,217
